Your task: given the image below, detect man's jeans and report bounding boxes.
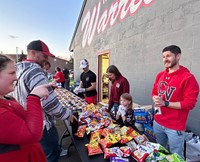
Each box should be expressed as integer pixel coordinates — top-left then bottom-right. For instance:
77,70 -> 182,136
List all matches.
153,120 -> 185,159
40,126 -> 61,162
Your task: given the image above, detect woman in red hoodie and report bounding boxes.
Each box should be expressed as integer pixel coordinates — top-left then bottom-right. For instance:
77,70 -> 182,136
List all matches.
0,54 -> 51,162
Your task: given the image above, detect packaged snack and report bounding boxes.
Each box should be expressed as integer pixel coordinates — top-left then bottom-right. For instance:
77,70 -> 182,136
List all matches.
99,138 -> 114,149
90,119 -> 98,127
86,103 -> 96,112
107,123 -> 119,129
84,117 -> 92,126
120,146 -> 132,157
134,134 -> 149,144
75,125 -> 87,138
101,128 -> 113,137
90,131 -> 101,142
143,124 -> 156,141
134,107 -> 154,124
104,147 -> 121,159
85,141 -> 103,156
128,130 -> 140,138
120,134 -> 134,144
85,126 -> 93,135
99,133 -> 120,149
145,150 -> 166,162
110,156 -> 129,162
120,126 -> 133,136
143,141 -> 169,155
113,133 -> 121,142
126,140 -> 137,152
165,153 -> 185,162
101,118 -> 111,128
131,145 -> 151,162
131,149 -> 149,162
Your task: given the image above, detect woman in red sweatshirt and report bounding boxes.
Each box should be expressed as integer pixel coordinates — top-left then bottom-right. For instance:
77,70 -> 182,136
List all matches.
106,65 -> 130,114
54,67 -> 65,88
0,54 -> 50,162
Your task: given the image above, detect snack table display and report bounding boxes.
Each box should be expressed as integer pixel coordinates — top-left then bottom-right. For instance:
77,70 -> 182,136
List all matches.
54,88 -> 185,162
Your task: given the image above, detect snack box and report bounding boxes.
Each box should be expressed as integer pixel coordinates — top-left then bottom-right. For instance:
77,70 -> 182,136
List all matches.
134,106 -> 154,124
143,124 -> 156,141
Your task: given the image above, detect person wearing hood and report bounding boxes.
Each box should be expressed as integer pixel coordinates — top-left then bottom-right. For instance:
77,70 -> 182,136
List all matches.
12,40 -> 75,162
152,45 -> 199,159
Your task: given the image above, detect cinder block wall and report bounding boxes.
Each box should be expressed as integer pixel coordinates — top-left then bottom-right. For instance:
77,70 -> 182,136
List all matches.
72,0 -> 200,135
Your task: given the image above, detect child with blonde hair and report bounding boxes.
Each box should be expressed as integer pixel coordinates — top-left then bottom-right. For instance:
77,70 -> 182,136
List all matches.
116,93 -> 134,126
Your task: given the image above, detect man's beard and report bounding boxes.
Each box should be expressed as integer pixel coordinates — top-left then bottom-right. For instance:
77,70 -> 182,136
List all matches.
165,59 -> 177,69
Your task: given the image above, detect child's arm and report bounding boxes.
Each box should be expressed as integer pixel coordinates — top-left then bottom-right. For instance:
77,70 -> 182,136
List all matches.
116,106 -> 122,120
116,114 -> 120,120
122,116 -> 126,123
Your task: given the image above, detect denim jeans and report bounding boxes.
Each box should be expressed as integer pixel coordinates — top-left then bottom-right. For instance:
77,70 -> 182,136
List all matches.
153,120 -> 185,159
40,126 -> 61,162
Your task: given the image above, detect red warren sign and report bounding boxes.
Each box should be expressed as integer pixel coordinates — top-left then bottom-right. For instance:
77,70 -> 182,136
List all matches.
81,0 -> 155,48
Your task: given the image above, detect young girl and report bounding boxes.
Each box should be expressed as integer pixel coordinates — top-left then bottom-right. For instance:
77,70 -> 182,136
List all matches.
116,93 -> 134,126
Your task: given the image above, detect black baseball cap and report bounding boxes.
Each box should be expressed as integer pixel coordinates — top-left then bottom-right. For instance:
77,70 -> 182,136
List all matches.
27,40 -> 55,57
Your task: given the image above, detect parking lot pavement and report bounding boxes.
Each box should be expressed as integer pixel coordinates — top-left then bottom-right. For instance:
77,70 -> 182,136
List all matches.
56,120 -> 82,162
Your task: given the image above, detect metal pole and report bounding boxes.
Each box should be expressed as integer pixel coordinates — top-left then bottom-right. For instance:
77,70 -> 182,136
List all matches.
16,47 -> 19,62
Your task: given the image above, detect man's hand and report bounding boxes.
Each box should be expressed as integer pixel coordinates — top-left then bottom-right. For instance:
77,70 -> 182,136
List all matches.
73,87 -> 85,94
153,95 -> 164,107
79,88 -> 85,93
73,86 -> 80,94
30,83 -> 53,99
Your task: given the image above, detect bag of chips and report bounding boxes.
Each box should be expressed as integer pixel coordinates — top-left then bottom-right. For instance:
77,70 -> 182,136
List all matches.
85,141 -> 103,156
120,146 -> 132,157
126,140 -> 137,152
104,147 -> 121,159
110,156 -> 129,162
75,125 -> 87,138
134,134 -> 149,144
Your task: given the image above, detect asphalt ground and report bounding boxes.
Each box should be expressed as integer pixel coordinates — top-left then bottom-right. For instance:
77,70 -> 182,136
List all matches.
56,120 -> 82,162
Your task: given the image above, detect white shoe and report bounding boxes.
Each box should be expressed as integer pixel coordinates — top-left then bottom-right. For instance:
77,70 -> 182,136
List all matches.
60,148 -> 68,157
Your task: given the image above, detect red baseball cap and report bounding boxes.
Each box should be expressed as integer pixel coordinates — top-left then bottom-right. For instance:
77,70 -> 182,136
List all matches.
27,40 -> 55,57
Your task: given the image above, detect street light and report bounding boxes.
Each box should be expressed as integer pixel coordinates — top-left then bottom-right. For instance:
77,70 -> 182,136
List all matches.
16,47 -> 20,62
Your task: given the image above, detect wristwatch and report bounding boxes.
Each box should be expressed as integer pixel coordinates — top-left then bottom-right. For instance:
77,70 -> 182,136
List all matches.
164,101 -> 169,107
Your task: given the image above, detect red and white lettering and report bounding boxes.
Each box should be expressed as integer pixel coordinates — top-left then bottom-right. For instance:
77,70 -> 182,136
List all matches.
81,0 -> 154,48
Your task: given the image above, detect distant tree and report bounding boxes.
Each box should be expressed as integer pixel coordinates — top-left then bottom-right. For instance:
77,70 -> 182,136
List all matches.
69,55 -> 74,70
18,50 -> 26,62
